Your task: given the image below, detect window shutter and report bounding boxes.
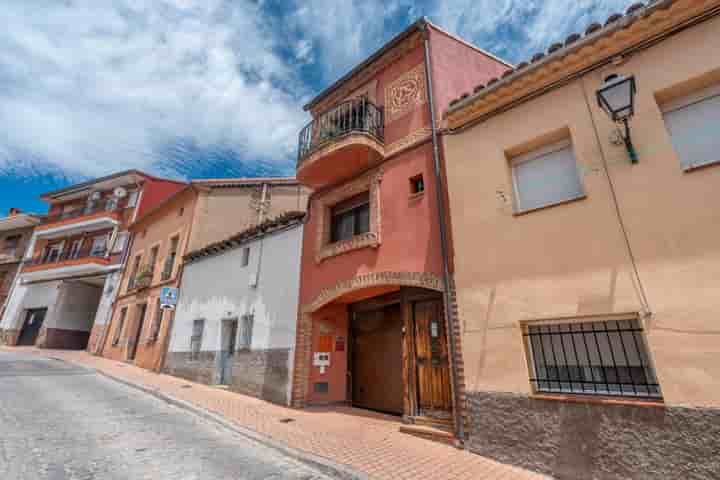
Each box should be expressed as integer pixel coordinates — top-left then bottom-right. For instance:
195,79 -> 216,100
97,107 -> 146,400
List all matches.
513,142 -> 583,212
663,92 -> 720,170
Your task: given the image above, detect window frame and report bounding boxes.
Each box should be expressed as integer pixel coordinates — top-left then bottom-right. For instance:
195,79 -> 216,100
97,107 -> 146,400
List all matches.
510,139 -> 585,214
521,314 -> 662,400
330,192 -> 371,244
112,307 -> 128,347
190,319 -> 205,361
241,247 -> 250,267
661,82 -> 720,171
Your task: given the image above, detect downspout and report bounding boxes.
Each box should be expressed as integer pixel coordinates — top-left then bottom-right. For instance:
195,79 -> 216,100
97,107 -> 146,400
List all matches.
422,23 -> 465,443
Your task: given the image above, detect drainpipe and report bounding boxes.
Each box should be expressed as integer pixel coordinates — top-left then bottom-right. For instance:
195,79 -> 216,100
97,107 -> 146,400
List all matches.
258,183 -> 269,224
422,23 -> 465,443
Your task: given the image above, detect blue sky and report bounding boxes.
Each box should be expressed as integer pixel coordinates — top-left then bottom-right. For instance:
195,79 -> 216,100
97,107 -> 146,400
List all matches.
0,0 -> 633,215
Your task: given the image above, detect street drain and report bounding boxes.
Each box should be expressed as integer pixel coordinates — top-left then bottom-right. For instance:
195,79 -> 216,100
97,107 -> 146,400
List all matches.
279,418 -> 295,424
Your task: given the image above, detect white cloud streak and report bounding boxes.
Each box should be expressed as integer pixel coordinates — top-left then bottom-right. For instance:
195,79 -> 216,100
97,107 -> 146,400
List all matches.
0,0 -> 635,180
0,0 -> 309,178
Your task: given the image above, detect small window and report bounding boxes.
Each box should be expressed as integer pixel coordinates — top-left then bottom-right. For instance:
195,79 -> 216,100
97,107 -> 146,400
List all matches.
69,239 -> 83,260
90,235 -> 108,257
238,314 -> 254,350
112,232 -> 129,254
178,207 -> 184,217
148,245 -> 159,276
241,247 -> 250,267
112,308 -> 127,346
162,236 -> 180,281
662,83 -> 720,170
523,317 -> 661,399
128,255 -> 142,290
409,174 -> 425,195
330,192 -> 370,243
126,190 -> 139,208
190,319 -> 204,360
511,140 -> 584,213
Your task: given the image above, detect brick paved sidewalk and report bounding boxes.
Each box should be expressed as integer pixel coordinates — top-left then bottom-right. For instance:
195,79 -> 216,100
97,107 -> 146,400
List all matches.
5,347 -> 547,480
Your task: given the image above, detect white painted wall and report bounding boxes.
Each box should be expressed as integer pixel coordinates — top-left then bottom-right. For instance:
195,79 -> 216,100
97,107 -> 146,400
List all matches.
0,279 -> 61,331
93,271 -> 123,327
48,281 -> 102,332
170,224 -> 303,355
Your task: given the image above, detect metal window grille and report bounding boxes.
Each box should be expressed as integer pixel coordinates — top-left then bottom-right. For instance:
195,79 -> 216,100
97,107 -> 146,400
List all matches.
523,318 -> 661,398
238,314 -> 254,350
190,319 -> 204,360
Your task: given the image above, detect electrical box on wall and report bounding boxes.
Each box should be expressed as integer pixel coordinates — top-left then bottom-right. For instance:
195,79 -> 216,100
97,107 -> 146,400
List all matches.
313,352 -> 331,374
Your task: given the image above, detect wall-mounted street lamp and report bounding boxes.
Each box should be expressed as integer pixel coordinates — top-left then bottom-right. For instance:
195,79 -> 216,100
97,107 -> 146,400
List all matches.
596,74 -> 638,164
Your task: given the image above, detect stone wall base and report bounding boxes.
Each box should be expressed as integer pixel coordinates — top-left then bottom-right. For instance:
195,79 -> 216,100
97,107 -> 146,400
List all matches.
164,348 -> 292,405
466,391 -> 720,480
0,328 -> 20,346
39,328 -> 90,350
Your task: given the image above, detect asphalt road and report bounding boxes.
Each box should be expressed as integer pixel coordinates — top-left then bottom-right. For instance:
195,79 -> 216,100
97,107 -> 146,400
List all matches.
0,350 -> 330,480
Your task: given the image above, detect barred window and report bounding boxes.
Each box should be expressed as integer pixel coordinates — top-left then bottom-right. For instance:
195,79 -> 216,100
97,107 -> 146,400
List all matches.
523,318 -> 661,399
190,319 -> 204,360
238,314 -> 254,350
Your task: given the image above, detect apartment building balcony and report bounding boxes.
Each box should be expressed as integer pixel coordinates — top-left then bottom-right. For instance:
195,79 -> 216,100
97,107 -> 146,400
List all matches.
22,247 -> 115,282
35,201 -> 121,239
0,247 -> 21,264
297,98 -> 385,188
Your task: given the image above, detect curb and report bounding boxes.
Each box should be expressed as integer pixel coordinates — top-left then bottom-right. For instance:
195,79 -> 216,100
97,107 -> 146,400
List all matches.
47,354 -> 367,480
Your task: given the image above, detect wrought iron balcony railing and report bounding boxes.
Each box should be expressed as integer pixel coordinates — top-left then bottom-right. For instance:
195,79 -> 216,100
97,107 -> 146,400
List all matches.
43,200 -> 122,225
297,98 -> 384,165
27,246 -> 108,266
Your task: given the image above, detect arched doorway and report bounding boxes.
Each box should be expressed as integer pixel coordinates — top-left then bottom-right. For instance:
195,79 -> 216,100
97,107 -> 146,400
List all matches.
293,272 -> 453,426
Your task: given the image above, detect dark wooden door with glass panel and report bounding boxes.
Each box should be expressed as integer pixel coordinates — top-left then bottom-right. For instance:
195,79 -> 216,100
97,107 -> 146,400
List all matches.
128,304 -> 147,361
413,300 -> 452,415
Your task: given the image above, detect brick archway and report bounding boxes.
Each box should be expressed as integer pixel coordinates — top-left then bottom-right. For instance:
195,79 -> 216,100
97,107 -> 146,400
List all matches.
291,271 -> 444,407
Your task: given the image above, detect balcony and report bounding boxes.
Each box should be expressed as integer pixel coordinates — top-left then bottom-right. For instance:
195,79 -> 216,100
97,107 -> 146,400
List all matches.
22,246 -> 113,281
36,201 -> 121,239
297,98 -> 385,188
0,247 -> 20,264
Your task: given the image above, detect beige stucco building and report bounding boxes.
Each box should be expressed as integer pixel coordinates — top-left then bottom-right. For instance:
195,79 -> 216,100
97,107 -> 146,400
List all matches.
442,1 -> 720,478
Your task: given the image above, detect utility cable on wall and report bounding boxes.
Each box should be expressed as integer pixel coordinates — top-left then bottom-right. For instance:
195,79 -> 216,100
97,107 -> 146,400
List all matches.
580,75 -> 653,317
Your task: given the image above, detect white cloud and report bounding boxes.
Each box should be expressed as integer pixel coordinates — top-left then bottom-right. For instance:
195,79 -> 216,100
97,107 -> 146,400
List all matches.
0,0 -> 637,180
430,0 -> 634,62
0,0 -> 309,178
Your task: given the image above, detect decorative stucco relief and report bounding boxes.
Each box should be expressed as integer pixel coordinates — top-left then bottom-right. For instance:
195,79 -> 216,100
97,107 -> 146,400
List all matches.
385,64 -> 427,122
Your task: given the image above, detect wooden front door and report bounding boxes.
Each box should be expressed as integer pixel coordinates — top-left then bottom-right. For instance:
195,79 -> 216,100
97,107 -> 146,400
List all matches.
351,304 -> 403,415
219,319 -> 238,385
128,304 -> 147,361
18,308 -> 47,346
413,299 -> 452,415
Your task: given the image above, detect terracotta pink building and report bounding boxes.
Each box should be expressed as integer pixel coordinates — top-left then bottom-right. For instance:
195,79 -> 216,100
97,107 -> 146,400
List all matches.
291,19 -> 509,442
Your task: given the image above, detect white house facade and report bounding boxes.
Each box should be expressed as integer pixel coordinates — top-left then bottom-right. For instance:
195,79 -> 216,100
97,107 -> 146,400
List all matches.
164,212 -> 304,405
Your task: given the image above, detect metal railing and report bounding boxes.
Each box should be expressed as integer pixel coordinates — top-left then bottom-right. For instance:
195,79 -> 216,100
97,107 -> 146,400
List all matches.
0,247 -> 19,260
43,199 -> 121,225
524,318 -> 661,399
27,246 -> 108,266
297,98 -> 384,165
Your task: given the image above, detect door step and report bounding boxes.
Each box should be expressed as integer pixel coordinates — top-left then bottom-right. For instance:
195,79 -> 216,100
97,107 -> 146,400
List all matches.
399,424 -> 456,446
